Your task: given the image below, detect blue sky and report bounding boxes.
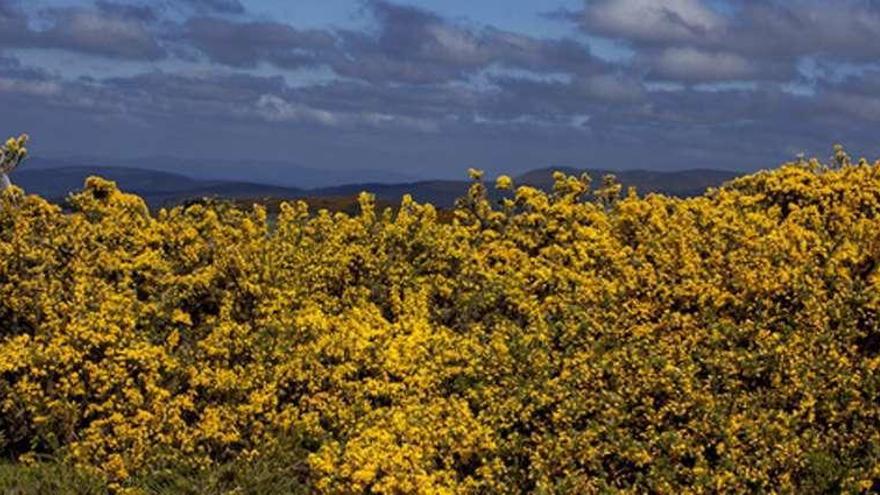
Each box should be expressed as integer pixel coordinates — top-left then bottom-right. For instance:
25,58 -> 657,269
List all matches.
2,0 -> 880,183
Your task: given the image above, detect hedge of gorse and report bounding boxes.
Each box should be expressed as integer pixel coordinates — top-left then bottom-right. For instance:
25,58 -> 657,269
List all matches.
1,140 -> 880,493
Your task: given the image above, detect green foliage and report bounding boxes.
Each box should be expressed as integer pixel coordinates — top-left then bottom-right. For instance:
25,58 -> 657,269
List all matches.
0,450 -> 311,495
130,437 -> 310,495
0,461 -> 107,495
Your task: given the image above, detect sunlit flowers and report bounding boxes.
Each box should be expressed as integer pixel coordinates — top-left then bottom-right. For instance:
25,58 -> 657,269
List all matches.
1,141 -> 880,492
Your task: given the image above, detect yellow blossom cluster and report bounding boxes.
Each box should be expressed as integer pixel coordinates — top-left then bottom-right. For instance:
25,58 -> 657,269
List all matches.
2,151 -> 880,493
0,134 -> 27,174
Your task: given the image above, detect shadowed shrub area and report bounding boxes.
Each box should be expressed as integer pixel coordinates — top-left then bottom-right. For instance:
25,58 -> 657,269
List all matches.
0,460 -> 107,494
0,444 -> 309,495
2,153 -> 880,492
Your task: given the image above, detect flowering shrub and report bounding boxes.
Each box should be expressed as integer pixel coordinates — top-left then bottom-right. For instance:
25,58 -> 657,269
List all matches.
0,134 -> 27,172
2,150 -> 880,493
0,134 -> 27,191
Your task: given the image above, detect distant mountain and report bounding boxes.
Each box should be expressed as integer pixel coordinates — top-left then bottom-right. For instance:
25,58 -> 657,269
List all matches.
17,166 -> 203,196
26,156 -> 419,189
15,167 -> 302,207
10,164 -> 743,210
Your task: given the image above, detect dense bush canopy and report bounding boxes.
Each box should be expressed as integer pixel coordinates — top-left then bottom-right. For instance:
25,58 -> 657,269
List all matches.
2,155 -> 880,493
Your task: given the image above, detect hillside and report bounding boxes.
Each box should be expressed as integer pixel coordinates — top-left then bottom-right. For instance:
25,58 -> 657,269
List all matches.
15,167 -> 303,207
25,156 -> 419,189
12,165 -> 742,209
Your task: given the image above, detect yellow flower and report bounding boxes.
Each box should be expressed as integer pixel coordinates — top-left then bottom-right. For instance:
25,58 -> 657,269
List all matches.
0,139 -> 878,493
495,175 -> 513,190
467,167 -> 484,181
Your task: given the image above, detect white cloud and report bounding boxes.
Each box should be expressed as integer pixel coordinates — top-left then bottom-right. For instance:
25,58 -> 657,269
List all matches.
425,24 -> 486,65
585,0 -> 724,43
256,94 -> 339,126
255,94 -> 439,132
0,78 -> 62,97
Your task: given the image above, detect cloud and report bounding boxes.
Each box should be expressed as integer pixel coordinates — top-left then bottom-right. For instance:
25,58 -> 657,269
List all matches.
0,54 -> 53,81
0,54 -> 63,98
650,47 -> 755,82
256,95 -> 340,126
320,1 -> 494,83
332,0 -> 602,84
180,1 -> 602,84
583,0 -> 724,44
38,7 -> 165,60
184,17 -> 336,68
94,1 -> 158,22
94,71 -> 447,133
180,0 -> 245,15
573,0 -> 880,84
477,76 -> 628,127
5,63 -> 879,177
254,94 -> 440,131
819,70 -> 880,98
0,3 -> 165,61
814,70 -> 880,122
0,78 -> 62,97
576,73 -> 645,102
481,29 -> 603,75
723,1 -> 880,60
104,71 -> 289,105
7,0 -> 880,178
0,0 -> 31,44
822,92 -> 880,122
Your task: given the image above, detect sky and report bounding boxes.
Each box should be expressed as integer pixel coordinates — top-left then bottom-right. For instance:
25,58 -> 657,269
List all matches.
2,0 -> 880,181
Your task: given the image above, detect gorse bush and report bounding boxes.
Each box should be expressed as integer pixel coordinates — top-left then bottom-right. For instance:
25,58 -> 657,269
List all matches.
0,134 -> 28,192
1,150 -> 880,493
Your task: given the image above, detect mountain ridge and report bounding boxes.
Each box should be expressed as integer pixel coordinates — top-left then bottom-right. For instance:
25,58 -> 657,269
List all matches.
25,156 -> 420,189
12,165 -> 743,209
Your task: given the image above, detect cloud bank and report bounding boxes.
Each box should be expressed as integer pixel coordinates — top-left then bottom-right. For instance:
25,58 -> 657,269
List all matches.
2,0 -> 880,179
